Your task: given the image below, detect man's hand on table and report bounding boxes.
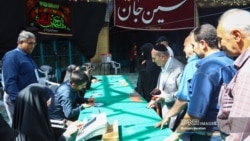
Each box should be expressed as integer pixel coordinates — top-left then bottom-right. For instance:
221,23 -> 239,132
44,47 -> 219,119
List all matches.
164,132 -> 181,141
82,103 -> 92,108
147,100 -> 156,108
91,78 -> 100,83
154,116 -> 170,129
147,94 -> 164,109
81,98 -> 96,108
63,120 -> 84,138
87,98 -> 96,104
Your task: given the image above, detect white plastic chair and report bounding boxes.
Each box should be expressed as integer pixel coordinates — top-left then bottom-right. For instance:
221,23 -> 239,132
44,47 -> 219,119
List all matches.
38,65 -> 59,86
110,61 -> 121,75
38,65 -> 53,80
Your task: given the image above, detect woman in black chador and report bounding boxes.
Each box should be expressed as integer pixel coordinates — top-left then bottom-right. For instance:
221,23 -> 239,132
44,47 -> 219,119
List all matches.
12,83 -> 83,141
136,43 -> 161,102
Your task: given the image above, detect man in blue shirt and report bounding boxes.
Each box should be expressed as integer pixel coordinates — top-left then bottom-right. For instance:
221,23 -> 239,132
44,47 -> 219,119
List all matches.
2,30 -> 39,124
166,24 -> 236,141
48,70 -> 95,121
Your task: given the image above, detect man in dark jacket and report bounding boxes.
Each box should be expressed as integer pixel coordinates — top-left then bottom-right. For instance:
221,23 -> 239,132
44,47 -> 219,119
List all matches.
48,70 -> 95,121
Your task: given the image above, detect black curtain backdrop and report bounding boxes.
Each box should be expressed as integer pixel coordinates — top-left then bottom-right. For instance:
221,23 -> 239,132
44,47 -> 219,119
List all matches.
71,2 -> 107,61
0,0 -> 107,62
0,0 -> 26,58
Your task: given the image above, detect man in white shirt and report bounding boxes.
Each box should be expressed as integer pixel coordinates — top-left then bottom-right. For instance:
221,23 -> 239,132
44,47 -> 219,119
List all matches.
147,44 -> 183,130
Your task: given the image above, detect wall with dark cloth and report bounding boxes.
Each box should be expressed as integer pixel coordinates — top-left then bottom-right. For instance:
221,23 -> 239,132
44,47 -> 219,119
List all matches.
0,0 -> 107,62
71,2 -> 107,61
0,0 -> 26,58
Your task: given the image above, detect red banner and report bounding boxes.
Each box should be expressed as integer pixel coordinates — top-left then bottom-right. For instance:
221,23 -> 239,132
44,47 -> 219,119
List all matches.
114,0 -> 195,31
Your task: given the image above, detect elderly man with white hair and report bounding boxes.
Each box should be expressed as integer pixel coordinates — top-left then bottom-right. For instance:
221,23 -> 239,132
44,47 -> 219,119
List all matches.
216,8 -> 250,141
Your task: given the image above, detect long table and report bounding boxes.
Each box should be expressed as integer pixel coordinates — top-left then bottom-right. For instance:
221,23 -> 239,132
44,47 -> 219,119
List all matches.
78,75 -> 173,141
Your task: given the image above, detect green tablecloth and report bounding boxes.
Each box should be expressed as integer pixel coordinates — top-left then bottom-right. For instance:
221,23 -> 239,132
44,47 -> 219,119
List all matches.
78,75 -> 173,141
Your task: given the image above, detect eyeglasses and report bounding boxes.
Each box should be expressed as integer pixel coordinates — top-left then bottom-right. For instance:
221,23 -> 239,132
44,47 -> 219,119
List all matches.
24,41 -> 37,46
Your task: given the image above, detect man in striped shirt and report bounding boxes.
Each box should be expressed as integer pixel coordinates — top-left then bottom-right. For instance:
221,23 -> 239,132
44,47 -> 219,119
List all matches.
216,8 -> 250,141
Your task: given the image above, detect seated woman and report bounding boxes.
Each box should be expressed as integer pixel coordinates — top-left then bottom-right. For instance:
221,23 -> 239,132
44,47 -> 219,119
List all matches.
12,83 -> 83,141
